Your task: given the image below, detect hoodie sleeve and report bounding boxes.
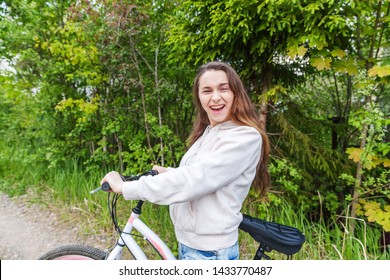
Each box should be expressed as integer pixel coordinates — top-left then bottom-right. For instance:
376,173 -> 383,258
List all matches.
122,126 -> 262,205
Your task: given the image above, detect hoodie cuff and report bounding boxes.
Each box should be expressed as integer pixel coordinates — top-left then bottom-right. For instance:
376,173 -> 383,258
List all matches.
122,180 -> 142,201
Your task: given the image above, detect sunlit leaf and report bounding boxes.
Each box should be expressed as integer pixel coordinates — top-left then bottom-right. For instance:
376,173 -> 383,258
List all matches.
297,46 -> 308,57
368,65 -> 390,77
364,201 -> 380,211
311,57 -> 331,70
330,48 -> 346,58
346,147 -> 363,163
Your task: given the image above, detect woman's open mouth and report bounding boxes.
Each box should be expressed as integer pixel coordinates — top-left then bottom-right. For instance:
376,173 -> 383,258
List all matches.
210,105 -> 225,113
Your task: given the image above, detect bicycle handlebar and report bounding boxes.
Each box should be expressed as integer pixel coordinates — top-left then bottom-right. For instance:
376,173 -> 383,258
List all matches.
91,169 -> 159,194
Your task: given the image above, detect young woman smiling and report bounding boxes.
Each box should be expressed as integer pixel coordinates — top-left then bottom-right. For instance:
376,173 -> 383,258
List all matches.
101,61 -> 270,260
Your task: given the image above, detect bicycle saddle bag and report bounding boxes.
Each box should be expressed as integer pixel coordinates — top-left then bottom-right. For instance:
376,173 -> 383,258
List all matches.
239,214 -> 305,255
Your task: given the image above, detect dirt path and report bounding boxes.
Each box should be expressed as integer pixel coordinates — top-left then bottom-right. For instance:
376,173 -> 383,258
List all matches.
0,192 -> 110,260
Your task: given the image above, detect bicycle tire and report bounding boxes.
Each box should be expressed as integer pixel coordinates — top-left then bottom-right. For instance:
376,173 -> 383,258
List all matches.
39,244 -> 107,260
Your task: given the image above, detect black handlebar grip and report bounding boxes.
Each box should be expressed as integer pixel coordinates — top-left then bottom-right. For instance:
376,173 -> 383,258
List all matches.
101,182 -> 111,192
148,169 -> 159,176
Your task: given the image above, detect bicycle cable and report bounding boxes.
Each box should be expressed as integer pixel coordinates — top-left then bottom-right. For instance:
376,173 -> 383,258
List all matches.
106,170 -> 159,258
108,191 -> 143,240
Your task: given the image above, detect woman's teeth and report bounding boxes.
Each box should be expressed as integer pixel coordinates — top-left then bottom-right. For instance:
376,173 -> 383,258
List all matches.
210,105 -> 225,111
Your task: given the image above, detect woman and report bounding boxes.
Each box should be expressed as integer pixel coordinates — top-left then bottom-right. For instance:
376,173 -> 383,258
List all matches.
100,61 -> 270,260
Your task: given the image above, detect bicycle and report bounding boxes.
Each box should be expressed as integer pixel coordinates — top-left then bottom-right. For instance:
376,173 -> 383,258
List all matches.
39,170 -> 305,260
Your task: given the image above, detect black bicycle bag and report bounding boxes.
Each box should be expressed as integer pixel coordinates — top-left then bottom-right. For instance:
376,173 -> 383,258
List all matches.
239,214 -> 305,256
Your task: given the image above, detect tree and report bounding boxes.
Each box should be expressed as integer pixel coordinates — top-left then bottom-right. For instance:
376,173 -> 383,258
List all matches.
167,0 -> 390,225
280,0 -> 390,232
167,0 -> 356,130
1,0 -> 194,172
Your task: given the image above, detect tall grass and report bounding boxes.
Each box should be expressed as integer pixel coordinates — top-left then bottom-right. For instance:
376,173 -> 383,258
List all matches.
0,141 -> 45,196
240,198 -> 388,260
0,143 -> 388,260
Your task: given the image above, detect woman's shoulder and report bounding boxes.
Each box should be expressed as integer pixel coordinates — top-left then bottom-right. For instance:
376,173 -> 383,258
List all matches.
216,121 -> 261,143
218,121 -> 260,134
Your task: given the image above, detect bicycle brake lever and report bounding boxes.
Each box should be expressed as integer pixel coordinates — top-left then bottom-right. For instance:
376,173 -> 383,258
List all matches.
90,186 -> 102,194
90,182 -> 111,194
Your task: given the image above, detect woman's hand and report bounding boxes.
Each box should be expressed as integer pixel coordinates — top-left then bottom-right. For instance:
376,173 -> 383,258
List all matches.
152,165 -> 168,174
100,171 -> 124,194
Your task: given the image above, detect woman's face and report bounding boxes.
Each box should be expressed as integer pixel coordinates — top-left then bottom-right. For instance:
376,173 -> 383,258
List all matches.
198,70 -> 234,127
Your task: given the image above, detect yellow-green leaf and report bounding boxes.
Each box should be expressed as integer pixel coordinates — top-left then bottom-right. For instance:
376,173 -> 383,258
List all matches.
311,57 -> 331,70
346,147 -> 363,163
364,201 -> 380,211
331,48 -> 346,58
368,65 -> 390,78
297,46 -> 307,57
333,60 -> 358,75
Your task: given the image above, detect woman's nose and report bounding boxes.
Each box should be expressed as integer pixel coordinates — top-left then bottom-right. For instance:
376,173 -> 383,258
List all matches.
211,89 -> 221,101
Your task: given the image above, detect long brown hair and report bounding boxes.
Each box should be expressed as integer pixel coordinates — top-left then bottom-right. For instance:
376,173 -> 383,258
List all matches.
188,61 -> 270,197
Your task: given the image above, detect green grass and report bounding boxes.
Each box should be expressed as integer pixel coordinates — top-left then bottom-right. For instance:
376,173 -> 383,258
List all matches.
240,199 -> 388,260
0,143 -> 388,260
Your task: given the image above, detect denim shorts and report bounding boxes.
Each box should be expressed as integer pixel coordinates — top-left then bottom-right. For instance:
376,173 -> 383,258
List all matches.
179,242 -> 239,260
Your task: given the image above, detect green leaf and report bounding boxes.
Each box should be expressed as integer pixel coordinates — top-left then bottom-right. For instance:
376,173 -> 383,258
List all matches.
333,60 -> 358,75
330,48 -> 346,58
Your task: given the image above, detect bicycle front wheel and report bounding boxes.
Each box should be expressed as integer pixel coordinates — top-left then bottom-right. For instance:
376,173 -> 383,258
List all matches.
39,244 -> 107,260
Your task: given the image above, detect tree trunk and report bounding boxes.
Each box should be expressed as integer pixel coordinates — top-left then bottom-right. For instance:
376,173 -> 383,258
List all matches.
259,63 -> 273,131
349,98 -> 370,235
155,48 -> 164,166
136,47 -> 165,165
139,79 -> 152,150
114,133 -> 124,173
131,48 -> 152,150
348,1 -> 382,235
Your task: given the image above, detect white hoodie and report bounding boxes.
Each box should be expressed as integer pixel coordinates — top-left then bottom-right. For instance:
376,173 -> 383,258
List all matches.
122,120 -> 262,250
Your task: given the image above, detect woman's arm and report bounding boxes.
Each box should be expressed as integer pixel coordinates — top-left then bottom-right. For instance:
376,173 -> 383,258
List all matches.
121,126 -> 262,205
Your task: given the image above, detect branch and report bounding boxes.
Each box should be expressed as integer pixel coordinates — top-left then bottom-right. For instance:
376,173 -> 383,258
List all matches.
367,0 -> 383,68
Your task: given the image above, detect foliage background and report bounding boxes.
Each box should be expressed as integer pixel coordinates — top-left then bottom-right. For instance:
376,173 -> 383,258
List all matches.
0,0 -> 389,259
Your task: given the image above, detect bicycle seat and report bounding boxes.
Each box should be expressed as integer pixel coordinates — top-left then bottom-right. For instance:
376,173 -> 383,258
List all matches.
239,214 -> 305,256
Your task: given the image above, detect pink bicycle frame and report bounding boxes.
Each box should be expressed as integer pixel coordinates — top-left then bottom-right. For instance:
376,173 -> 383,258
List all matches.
106,210 -> 176,260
